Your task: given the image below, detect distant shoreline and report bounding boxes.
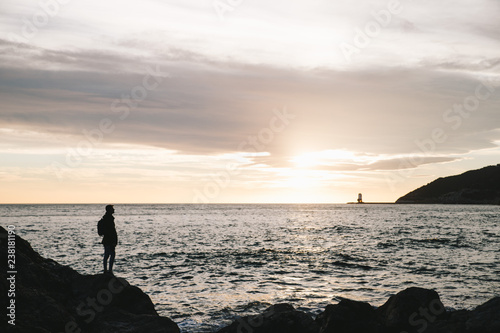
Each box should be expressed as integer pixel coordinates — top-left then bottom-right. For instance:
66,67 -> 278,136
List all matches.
346,202 -> 395,204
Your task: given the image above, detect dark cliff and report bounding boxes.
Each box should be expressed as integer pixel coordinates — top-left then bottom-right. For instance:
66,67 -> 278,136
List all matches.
396,164 -> 500,204
0,226 -> 180,333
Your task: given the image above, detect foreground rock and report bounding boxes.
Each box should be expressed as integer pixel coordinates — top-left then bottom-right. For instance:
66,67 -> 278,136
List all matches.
0,226 -> 179,333
376,287 -> 447,332
219,288 -> 500,333
315,298 -> 380,333
217,303 -> 318,333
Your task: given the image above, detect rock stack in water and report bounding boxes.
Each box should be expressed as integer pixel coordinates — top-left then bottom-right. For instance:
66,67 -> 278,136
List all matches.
0,226 -> 180,333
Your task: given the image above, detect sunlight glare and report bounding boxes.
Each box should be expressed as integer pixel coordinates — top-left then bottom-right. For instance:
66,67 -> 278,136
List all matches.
291,149 -> 359,168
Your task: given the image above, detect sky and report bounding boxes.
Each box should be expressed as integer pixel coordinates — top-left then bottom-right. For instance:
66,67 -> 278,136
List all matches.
0,0 -> 499,204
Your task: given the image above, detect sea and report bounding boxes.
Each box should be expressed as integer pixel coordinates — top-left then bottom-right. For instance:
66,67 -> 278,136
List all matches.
1,204 -> 499,332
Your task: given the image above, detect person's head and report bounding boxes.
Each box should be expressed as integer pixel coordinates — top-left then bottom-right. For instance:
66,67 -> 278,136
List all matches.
105,205 -> 114,214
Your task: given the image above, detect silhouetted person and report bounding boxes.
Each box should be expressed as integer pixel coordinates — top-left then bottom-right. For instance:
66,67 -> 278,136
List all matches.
98,205 -> 118,274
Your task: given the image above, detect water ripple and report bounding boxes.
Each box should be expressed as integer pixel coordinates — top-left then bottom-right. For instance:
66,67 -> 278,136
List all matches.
2,203 -> 499,332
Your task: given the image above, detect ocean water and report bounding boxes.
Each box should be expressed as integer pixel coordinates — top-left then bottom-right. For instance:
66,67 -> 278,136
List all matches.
1,204 -> 499,332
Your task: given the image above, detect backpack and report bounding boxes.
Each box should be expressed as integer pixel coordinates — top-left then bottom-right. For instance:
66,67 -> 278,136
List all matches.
97,218 -> 104,236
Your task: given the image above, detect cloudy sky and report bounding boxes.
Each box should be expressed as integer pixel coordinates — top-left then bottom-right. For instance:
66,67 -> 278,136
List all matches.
1,0 -> 499,203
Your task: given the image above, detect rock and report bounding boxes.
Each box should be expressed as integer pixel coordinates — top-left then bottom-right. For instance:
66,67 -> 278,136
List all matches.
216,303 -> 318,333
315,298 -> 382,333
425,309 -> 469,333
0,226 -> 179,333
216,287 -> 500,333
376,287 -> 447,332
424,297 -> 500,333
465,297 -> 500,333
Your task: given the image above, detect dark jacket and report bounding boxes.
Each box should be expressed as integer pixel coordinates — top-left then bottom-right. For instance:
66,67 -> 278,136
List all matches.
101,213 -> 118,246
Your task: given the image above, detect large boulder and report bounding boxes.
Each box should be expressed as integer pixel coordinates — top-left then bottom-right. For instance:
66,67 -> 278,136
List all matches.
217,303 -> 318,333
315,298 -> 382,333
424,297 -> 500,333
376,287 -> 447,333
465,297 -> 500,333
424,309 -> 469,333
0,226 -> 179,333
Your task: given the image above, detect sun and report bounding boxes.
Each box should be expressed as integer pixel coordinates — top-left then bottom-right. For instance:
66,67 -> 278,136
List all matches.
277,149 -> 361,191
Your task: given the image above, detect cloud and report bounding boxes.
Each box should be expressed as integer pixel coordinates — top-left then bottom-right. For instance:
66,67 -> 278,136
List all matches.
2,0 -> 500,203
248,149 -> 462,172
1,39 -> 500,162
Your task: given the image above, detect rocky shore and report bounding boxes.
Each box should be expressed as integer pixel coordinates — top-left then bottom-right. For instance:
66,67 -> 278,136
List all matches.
0,226 -> 180,333
217,289 -> 499,333
1,226 -> 499,333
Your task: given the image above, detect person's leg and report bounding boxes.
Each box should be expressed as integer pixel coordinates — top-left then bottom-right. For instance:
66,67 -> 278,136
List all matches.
103,245 -> 110,273
108,246 -> 116,273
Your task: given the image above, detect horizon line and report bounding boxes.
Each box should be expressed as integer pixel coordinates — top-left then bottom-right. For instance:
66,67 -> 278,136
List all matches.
0,202 -> 397,205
